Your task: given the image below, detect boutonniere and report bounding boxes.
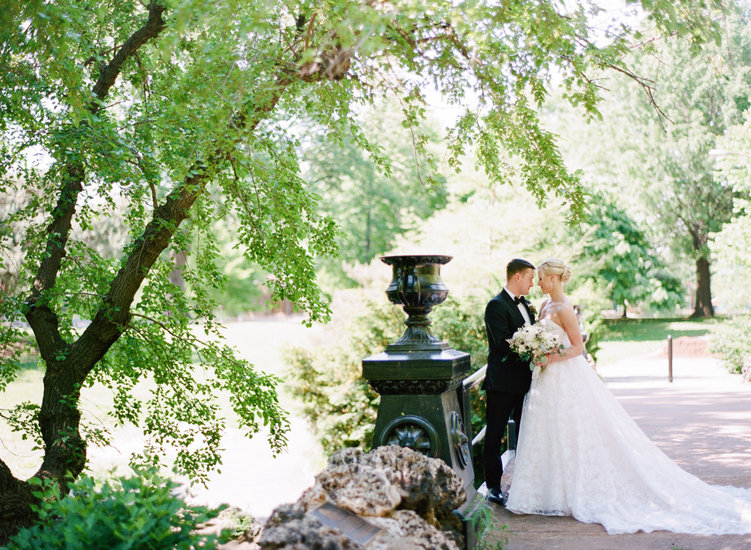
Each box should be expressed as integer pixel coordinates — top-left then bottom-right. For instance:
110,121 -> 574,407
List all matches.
525,300 -> 538,317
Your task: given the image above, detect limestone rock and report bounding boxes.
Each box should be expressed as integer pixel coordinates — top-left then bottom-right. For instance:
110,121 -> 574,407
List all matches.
258,514 -> 363,550
197,506 -> 264,549
259,446 -> 465,550
368,510 -> 463,550
327,446 -> 465,521
313,461 -> 401,516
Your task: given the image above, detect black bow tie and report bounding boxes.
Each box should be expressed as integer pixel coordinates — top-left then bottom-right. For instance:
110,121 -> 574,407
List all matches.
514,296 -> 523,305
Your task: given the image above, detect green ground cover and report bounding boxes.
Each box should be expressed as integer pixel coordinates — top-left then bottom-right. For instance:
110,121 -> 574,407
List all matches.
595,317 -> 720,366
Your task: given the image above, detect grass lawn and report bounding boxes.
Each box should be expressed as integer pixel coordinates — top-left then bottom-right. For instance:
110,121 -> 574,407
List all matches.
595,316 -> 721,366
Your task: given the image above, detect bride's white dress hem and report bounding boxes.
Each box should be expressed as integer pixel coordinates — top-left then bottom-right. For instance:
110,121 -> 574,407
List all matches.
505,319 -> 751,535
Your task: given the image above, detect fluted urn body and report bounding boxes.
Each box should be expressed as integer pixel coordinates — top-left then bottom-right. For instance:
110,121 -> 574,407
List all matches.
381,254 -> 451,351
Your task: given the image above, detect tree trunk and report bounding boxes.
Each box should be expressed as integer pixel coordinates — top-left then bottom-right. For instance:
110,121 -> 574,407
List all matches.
691,256 -> 714,318
0,6 -> 350,539
168,248 -> 188,291
36,365 -> 87,483
364,205 -> 372,258
0,462 -> 36,544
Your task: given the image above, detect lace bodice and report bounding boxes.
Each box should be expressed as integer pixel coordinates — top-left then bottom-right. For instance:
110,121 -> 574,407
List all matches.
538,318 -> 570,346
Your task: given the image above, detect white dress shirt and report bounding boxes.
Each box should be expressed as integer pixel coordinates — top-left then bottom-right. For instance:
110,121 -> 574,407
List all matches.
504,286 -> 531,325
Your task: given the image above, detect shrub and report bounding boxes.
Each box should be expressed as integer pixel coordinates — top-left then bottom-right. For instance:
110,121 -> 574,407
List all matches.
284,298 -> 400,454
709,315 -> 751,374
285,294 -> 489,454
4,469 -> 231,550
581,315 -> 604,363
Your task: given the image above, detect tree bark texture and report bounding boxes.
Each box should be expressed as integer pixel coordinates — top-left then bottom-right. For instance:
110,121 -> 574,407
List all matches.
686,222 -> 714,319
691,256 -> 714,318
0,461 -> 35,543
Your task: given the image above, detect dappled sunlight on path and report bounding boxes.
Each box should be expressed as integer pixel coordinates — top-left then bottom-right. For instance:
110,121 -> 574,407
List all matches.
602,354 -> 751,486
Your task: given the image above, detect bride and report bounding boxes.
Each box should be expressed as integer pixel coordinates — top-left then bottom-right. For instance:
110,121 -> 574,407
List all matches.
504,258 -> 751,535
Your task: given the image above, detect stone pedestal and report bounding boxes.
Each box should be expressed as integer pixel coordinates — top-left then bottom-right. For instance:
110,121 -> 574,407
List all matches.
363,350 -> 472,484
362,255 -> 484,549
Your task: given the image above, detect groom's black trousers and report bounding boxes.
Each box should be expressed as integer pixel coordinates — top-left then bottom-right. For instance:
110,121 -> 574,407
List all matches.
483,389 -> 525,492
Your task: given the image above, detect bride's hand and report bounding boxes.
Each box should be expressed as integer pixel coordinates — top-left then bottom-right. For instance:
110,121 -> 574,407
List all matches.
536,352 -> 560,367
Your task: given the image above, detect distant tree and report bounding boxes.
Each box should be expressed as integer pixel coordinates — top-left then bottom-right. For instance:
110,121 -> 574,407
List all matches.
614,7 -> 751,317
0,0 -> 722,538
711,106 -> 751,309
574,193 -> 683,317
303,101 -> 448,266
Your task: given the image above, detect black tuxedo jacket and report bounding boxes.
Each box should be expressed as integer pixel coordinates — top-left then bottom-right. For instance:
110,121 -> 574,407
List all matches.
482,289 -> 536,394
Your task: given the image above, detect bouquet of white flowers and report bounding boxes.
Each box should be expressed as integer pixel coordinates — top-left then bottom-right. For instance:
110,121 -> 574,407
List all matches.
506,323 -> 565,372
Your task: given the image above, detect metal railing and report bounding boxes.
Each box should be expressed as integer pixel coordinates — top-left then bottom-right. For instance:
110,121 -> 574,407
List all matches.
462,365 -> 487,447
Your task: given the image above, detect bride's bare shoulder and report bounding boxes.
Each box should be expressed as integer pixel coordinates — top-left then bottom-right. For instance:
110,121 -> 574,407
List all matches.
545,298 -> 575,319
555,300 -> 578,322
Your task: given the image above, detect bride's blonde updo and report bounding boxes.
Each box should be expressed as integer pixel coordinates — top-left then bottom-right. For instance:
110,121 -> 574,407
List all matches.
538,258 -> 572,284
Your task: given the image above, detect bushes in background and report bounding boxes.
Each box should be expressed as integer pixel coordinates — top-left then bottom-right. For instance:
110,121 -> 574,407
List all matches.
284,294 -> 488,454
710,315 -> 751,374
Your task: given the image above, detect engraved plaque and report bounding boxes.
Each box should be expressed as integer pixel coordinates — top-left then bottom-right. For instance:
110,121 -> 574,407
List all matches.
309,501 -> 383,546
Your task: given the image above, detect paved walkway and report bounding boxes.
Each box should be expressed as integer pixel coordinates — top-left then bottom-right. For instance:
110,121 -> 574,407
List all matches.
486,351 -> 751,550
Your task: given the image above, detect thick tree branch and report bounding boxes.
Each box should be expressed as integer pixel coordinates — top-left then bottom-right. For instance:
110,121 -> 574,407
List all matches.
71,76 -> 293,379
24,2 -> 168,362
19,0 -> 169,495
70,15 -> 352,376
92,2 -> 166,102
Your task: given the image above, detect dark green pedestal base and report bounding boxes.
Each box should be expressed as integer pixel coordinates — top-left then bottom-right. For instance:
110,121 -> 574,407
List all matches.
455,488 -> 485,550
363,347 -> 479,549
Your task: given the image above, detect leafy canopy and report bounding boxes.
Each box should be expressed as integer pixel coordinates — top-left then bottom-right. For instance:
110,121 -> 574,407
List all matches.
0,0 -> 722,485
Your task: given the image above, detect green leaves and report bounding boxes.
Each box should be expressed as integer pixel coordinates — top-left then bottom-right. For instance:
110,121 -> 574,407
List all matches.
574,192 -> 683,313
0,0 -> 729,500
88,260 -> 289,483
301,98 -> 448,267
5,468 -> 232,549
710,315 -> 751,374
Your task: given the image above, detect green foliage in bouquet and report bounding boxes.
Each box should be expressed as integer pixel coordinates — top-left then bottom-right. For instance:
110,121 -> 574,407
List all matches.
4,468 -> 231,550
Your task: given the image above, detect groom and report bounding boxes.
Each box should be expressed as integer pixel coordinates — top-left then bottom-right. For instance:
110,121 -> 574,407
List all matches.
482,258 -> 536,505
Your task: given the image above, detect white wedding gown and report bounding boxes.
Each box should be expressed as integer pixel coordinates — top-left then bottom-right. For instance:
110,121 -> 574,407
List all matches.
505,319 -> 751,535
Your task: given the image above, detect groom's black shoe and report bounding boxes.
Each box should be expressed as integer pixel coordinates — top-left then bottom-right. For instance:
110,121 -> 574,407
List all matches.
487,487 -> 506,506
